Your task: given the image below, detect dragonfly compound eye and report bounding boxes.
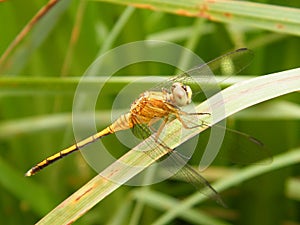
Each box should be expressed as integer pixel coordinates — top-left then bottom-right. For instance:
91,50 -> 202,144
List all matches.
171,82 -> 192,107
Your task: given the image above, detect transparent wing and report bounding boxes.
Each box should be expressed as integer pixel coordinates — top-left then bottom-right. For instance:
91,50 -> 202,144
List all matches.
177,113 -> 272,164
129,113 -> 224,205
150,48 -> 254,99
214,125 -> 273,164
132,123 -> 152,140
166,151 -> 226,207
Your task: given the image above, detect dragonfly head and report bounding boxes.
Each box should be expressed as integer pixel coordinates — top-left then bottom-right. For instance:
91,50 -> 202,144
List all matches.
171,82 -> 192,107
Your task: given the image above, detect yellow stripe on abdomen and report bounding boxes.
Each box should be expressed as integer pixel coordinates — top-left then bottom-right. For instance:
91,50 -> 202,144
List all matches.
25,127 -> 114,176
25,113 -> 134,176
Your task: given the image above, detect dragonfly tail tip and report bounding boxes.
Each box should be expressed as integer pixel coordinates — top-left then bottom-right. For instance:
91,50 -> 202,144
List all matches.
24,169 -> 34,177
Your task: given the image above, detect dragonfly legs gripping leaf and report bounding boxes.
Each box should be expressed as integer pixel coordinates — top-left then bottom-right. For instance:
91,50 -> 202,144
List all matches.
177,111 -> 211,129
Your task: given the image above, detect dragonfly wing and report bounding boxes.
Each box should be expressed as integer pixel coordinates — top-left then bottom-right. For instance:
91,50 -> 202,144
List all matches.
183,48 -> 254,97
170,112 -> 272,164
163,150 -> 226,206
129,115 -> 224,205
214,126 -> 273,164
132,123 -> 152,140
148,48 -> 254,101
183,48 -> 254,78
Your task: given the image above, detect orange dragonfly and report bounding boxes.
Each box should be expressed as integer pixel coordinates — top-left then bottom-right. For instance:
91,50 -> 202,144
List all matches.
26,48 -> 258,205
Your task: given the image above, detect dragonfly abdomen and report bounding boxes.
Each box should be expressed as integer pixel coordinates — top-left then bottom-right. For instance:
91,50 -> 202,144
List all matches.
108,113 -> 134,132
25,143 -> 80,176
25,113 -> 134,176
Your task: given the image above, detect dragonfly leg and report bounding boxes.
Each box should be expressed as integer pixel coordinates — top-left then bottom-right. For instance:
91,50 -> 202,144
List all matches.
147,117 -> 161,130
152,117 -> 169,142
175,113 -> 204,129
187,112 -> 210,116
174,110 -> 211,129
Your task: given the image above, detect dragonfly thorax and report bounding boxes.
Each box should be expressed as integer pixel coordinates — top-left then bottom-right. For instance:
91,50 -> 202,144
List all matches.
170,82 -> 192,107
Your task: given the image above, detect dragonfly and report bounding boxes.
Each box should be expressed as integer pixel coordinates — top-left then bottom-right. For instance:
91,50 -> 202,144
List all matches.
25,48 -> 259,205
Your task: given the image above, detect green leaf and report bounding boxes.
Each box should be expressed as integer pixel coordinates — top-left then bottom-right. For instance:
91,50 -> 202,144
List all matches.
96,0 -> 300,36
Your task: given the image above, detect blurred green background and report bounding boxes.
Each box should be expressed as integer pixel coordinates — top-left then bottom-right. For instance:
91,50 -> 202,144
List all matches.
0,0 -> 299,224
